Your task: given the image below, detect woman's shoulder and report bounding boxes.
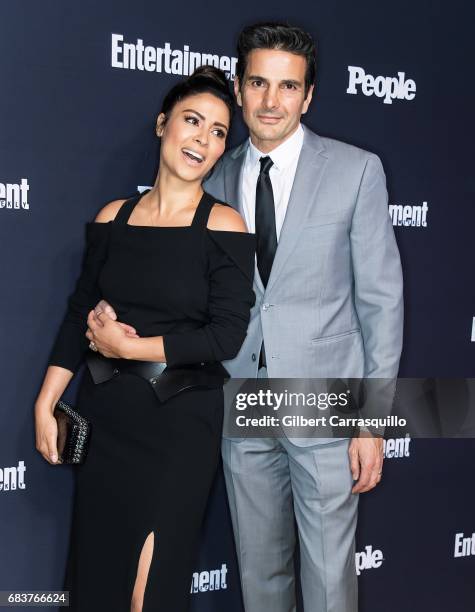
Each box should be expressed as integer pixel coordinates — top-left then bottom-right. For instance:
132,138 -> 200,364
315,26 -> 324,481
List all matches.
85,198 -> 129,246
205,201 -> 256,279
94,199 -> 128,223
206,200 -> 248,233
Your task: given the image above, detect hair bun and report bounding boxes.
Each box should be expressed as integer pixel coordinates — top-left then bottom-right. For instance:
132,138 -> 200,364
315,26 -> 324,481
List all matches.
158,63 -> 234,122
188,64 -> 229,88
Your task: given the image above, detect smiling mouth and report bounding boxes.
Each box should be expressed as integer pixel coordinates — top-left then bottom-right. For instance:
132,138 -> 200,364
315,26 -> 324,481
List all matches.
182,148 -> 205,163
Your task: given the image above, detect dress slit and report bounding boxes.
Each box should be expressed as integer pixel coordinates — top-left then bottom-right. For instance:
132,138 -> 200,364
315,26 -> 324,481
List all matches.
129,528 -> 156,612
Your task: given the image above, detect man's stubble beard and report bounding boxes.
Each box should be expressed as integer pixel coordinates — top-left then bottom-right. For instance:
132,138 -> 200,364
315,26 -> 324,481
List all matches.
249,120 -> 300,149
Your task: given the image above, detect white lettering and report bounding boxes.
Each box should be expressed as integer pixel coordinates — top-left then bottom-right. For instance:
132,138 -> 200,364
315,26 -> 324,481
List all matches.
355,545 -> 384,576
0,179 -> 29,211
389,201 -> 428,228
111,33 -> 123,68
0,460 -> 27,492
191,563 -> 228,594
454,532 -> 475,558
347,66 -> 416,104
384,435 -> 411,459
110,34 -> 237,79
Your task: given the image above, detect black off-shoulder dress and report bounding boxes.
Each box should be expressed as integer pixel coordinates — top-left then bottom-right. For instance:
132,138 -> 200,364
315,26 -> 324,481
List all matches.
48,189 -> 256,611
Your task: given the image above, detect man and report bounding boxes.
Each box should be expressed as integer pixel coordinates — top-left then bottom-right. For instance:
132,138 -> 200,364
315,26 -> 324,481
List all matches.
91,22 -> 403,612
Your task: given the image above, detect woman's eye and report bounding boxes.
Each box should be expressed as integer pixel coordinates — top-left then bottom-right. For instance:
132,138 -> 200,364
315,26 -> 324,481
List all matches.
213,129 -> 226,139
185,116 -> 199,125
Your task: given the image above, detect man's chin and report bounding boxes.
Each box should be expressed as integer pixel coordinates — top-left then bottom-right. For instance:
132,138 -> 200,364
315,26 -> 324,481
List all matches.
250,123 -> 293,145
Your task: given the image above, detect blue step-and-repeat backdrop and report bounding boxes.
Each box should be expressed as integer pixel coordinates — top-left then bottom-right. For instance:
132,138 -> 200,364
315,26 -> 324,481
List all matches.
1,1 -> 474,610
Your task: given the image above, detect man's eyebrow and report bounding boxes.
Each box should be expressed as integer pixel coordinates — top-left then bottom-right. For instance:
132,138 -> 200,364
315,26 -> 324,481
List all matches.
181,109 -> 228,130
246,75 -> 303,87
246,74 -> 268,83
281,79 -> 303,87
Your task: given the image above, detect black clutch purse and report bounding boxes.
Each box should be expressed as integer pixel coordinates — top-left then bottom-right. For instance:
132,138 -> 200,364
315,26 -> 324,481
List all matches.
53,400 -> 92,464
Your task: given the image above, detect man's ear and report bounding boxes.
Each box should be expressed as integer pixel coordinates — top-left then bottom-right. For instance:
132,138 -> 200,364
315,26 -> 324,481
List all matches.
234,77 -> 242,107
156,112 -> 166,137
301,84 -> 315,115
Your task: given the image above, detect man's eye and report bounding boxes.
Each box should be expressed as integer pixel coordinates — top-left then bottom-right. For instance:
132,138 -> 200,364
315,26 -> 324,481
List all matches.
283,83 -> 297,90
251,80 -> 264,87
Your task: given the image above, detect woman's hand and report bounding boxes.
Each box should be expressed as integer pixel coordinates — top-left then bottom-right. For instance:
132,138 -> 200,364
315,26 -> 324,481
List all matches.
86,310 -> 131,358
34,366 -> 73,465
35,403 -> 61,464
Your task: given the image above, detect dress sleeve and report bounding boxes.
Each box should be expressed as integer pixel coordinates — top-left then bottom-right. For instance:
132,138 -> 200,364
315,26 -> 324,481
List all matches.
48,222 -> 111,373
162,230 -> 256,366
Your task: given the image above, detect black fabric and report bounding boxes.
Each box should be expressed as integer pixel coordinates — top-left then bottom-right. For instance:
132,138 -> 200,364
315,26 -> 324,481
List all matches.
49,222 -> 111,372
255,155 -> 277,287
49,189 -> 256,611
85,351 -> 230,402
49,190 -> 256,372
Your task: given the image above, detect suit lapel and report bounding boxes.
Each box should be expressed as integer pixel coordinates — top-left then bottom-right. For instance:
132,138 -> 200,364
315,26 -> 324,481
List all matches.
264,126 -> 328,296
224,140 -> 247,217
224,140 -> 266,296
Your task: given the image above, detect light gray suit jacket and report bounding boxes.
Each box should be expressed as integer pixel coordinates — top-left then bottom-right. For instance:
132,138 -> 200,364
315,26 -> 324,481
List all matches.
204,124 -> 403,443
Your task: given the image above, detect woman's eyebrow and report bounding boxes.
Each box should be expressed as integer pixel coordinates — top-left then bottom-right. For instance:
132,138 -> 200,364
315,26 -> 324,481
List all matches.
182,109 -> 228,130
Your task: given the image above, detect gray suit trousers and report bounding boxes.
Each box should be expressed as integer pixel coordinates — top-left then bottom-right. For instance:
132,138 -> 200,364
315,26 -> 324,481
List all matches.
222,370 -> 359,612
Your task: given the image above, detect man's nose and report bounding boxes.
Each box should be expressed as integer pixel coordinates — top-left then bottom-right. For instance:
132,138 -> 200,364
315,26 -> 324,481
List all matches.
262,86 -> 279,109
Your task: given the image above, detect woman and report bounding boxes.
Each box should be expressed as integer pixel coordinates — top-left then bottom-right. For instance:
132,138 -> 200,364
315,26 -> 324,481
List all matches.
34,65 -> 256,611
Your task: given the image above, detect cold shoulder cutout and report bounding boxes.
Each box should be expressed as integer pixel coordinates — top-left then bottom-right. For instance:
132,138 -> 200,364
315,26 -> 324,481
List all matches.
206,228 -> 256,281
206,202 -> 247,233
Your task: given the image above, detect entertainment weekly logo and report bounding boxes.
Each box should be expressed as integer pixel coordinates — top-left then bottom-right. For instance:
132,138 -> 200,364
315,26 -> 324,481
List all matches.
454,532 -> 475,558
383,435 -> 411,459
111,33 -> 237,80
389,201 -> 428,228
347,66 -> 416,104
190,564 -> 228,593
0,460 -> 26,492
0,178 -> 30,211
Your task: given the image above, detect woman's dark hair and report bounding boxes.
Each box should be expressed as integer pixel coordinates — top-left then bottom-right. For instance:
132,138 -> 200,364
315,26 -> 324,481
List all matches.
236,22 -> 316,97
158,65 -> 234,126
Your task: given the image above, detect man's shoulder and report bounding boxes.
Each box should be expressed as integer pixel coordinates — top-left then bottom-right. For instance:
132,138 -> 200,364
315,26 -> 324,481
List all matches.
204,139 -> 248,185
221,139 -> 249,164
303,125 -> 381,167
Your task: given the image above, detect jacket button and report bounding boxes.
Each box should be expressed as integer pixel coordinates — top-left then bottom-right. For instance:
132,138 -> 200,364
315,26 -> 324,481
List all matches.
251,353 -> 256,361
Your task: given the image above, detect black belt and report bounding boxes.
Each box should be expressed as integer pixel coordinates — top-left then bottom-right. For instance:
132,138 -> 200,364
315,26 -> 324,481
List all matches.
86,351 -> 230,403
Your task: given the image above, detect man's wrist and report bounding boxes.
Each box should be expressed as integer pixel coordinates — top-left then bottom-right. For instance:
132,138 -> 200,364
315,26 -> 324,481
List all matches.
357,425 -> 381,438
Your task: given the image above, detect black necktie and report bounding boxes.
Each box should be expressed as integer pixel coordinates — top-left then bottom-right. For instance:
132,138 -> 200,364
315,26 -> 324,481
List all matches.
255,156 -> 277,288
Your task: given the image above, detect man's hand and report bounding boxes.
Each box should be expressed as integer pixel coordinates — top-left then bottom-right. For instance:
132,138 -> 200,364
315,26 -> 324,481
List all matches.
349,432 -> 384,494
91,299 -> 139,338
86,310 -> 132,358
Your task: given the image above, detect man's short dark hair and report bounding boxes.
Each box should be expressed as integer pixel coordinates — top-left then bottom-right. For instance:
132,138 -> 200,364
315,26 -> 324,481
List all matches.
236,22 -> 316,97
